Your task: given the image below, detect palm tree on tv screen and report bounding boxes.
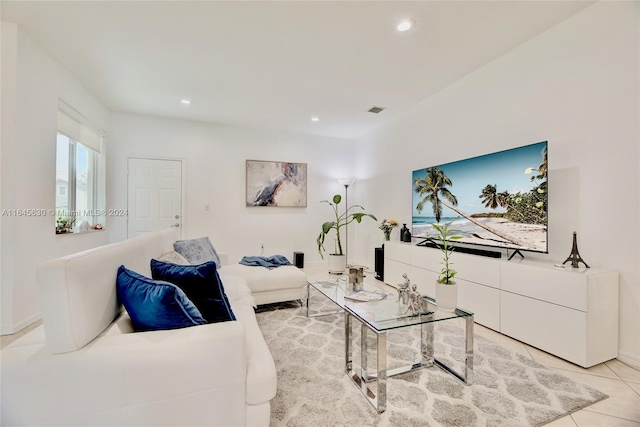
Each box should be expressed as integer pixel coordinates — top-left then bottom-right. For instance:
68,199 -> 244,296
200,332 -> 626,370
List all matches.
414,166 -> 526,247
480,184 -> 501,209
413,167 -> 457,223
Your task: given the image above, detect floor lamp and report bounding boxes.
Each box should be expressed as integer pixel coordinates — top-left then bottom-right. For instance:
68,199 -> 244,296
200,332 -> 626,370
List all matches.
338,179 -> 355,267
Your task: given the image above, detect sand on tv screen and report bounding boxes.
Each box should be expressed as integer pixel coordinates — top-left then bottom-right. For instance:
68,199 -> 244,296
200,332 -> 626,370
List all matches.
412,141 -> 548,254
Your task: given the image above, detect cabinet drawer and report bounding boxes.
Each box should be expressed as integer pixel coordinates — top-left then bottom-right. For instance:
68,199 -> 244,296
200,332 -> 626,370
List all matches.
455,252 -> 500,289
501,291 -> 587,366
383,258 -> 411,288
410,245 -> 500,289
501,262 -> 587,311
384,242 -> 411,263
409,266 -> 437,298
457,280 -> 500,331
411,246 -> 440,271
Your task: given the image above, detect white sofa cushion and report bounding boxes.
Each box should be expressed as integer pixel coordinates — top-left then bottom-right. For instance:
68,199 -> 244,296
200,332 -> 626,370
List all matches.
223,275 -> 256,308
220,264 -> 306,294
2,321 -> 249,427
231,303 -> 277,405
157,250 -> 189,265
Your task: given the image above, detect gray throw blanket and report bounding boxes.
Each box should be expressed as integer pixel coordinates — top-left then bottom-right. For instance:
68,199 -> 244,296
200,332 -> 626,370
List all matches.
239,255 -> 293,269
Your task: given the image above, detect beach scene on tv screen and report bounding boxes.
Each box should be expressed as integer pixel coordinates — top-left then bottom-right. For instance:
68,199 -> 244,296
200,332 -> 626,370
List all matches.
412,141 -> 548,253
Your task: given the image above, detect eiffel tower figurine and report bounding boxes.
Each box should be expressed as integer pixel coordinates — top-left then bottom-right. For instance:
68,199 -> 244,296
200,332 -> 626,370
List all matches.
562,231 -> 590,268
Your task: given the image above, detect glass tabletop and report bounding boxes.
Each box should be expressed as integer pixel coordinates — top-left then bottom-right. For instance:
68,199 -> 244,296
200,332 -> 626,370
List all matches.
345,295 -> 473,333
307,277 -> 388,310
308,278 -> 473,332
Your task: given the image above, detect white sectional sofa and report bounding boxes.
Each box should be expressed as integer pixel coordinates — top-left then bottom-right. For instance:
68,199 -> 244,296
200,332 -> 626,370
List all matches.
1,228 -> 307,426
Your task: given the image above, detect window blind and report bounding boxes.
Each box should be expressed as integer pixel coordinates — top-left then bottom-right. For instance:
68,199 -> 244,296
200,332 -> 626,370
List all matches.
57,110 -> 102,153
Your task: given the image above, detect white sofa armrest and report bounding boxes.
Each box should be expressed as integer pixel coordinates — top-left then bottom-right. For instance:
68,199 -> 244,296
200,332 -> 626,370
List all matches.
2,321 -> 247,427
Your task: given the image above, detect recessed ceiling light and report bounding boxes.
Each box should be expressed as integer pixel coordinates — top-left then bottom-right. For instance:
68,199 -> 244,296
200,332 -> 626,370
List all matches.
311,116 -> 319,122
397,19 -> 415,32
180,99 -> 192,105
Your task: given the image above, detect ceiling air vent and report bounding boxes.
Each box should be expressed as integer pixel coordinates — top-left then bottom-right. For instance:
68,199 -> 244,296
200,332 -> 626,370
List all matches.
367,106 -> 385,114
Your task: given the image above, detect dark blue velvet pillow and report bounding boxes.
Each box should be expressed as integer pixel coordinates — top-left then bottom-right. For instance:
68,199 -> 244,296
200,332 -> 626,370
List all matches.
116,265 -> 206,332
150,260 -> 236,323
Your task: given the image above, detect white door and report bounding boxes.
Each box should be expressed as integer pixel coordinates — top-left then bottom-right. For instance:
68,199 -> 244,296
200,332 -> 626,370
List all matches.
127,158 -> 182,238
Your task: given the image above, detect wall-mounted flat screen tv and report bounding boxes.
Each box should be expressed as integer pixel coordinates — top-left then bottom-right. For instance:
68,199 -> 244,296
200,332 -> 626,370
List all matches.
412,141 -> 548,254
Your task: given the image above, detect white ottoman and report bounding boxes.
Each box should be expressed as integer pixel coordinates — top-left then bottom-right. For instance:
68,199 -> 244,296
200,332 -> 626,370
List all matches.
219,264 -> 307,305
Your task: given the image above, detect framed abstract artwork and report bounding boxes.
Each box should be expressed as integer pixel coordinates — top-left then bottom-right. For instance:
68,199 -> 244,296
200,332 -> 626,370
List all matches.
246,160 -> 307,207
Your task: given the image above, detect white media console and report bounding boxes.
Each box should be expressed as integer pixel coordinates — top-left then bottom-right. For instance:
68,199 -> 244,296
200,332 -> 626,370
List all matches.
383,241 -> 619,368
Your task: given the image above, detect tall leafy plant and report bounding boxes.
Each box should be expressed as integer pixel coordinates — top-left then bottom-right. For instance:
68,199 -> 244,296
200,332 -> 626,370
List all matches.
316,194 -> 376,259
432,221 -> 463,284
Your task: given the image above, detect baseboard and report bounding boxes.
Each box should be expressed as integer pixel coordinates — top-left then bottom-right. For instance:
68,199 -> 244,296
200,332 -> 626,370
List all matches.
1,312 -> 42,336
617,350 -> 640,370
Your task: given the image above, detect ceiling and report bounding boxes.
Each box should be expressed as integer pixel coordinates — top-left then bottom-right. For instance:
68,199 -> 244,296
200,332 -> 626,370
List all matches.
1,1 -> 595,139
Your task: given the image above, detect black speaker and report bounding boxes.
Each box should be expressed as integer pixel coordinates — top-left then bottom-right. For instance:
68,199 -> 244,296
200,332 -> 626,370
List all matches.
294,252 -> 304,268
374,247 -> 384,281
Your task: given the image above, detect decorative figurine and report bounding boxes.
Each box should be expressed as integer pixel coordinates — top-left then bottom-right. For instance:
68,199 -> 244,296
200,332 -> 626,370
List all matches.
406,283 -> 421,315
562,231 -> 590,268
398,273 -> 410,304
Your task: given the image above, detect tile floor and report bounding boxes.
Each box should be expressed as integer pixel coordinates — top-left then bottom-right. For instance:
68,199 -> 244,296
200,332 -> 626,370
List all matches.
2,264 -> 639,427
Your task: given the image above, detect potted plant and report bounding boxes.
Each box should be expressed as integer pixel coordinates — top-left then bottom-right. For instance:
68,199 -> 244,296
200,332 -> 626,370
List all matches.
55,216 -> 75,234
432,220 -> 463,311
317,194 -> 376,274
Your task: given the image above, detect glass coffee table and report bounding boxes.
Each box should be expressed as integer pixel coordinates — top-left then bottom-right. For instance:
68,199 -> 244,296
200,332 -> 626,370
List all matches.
307,278 -> 474,413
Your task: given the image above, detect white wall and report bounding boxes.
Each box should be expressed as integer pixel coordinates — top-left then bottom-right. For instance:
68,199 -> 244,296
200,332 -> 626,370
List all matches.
354,2 -> 640,367
0,23 -> 110,334
107,113 -> 355,265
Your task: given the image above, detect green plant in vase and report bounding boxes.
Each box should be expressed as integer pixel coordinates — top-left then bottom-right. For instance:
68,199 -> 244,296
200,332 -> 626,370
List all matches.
432,220 -> 463,311
317,194 -> 376,273
432,221 -> 463,284
56,216 -> 75,234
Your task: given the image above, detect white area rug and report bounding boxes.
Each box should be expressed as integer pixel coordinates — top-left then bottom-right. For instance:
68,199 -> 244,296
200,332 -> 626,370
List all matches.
256,299 -> 607,427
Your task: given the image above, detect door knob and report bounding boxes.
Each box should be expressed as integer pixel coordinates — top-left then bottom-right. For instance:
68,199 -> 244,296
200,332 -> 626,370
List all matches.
171,223 -> 180,228
175,215 -> 180,219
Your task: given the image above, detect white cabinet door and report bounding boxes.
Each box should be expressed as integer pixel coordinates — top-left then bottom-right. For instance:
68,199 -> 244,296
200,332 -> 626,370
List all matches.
383,258 -> 411,288
410,265 -> 437,298
384,242 -> 411,263
457,280 -> 500,331
501,291 -> 588,366
127,158 -> 182,238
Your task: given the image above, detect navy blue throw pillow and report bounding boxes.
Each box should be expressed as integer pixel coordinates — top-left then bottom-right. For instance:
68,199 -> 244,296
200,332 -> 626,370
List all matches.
150,259 -> 236,323
116,265 -> 206,332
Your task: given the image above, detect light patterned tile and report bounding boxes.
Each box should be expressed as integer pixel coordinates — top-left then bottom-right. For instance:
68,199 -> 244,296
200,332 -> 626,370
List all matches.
627,382 -> 640,396
527,345 -> 619,379
606,360 -> 640,383
0,332 -> 24,350
574,410 -> 640,427
552,369 -> 640,422
545,414 -> 578,426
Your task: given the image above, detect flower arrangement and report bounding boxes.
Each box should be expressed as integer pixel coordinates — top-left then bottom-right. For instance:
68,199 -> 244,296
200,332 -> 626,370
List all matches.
379,219 -> 398,241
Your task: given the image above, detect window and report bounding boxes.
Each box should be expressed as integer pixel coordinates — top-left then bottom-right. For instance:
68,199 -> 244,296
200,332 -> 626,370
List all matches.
56,106 -> 105,233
